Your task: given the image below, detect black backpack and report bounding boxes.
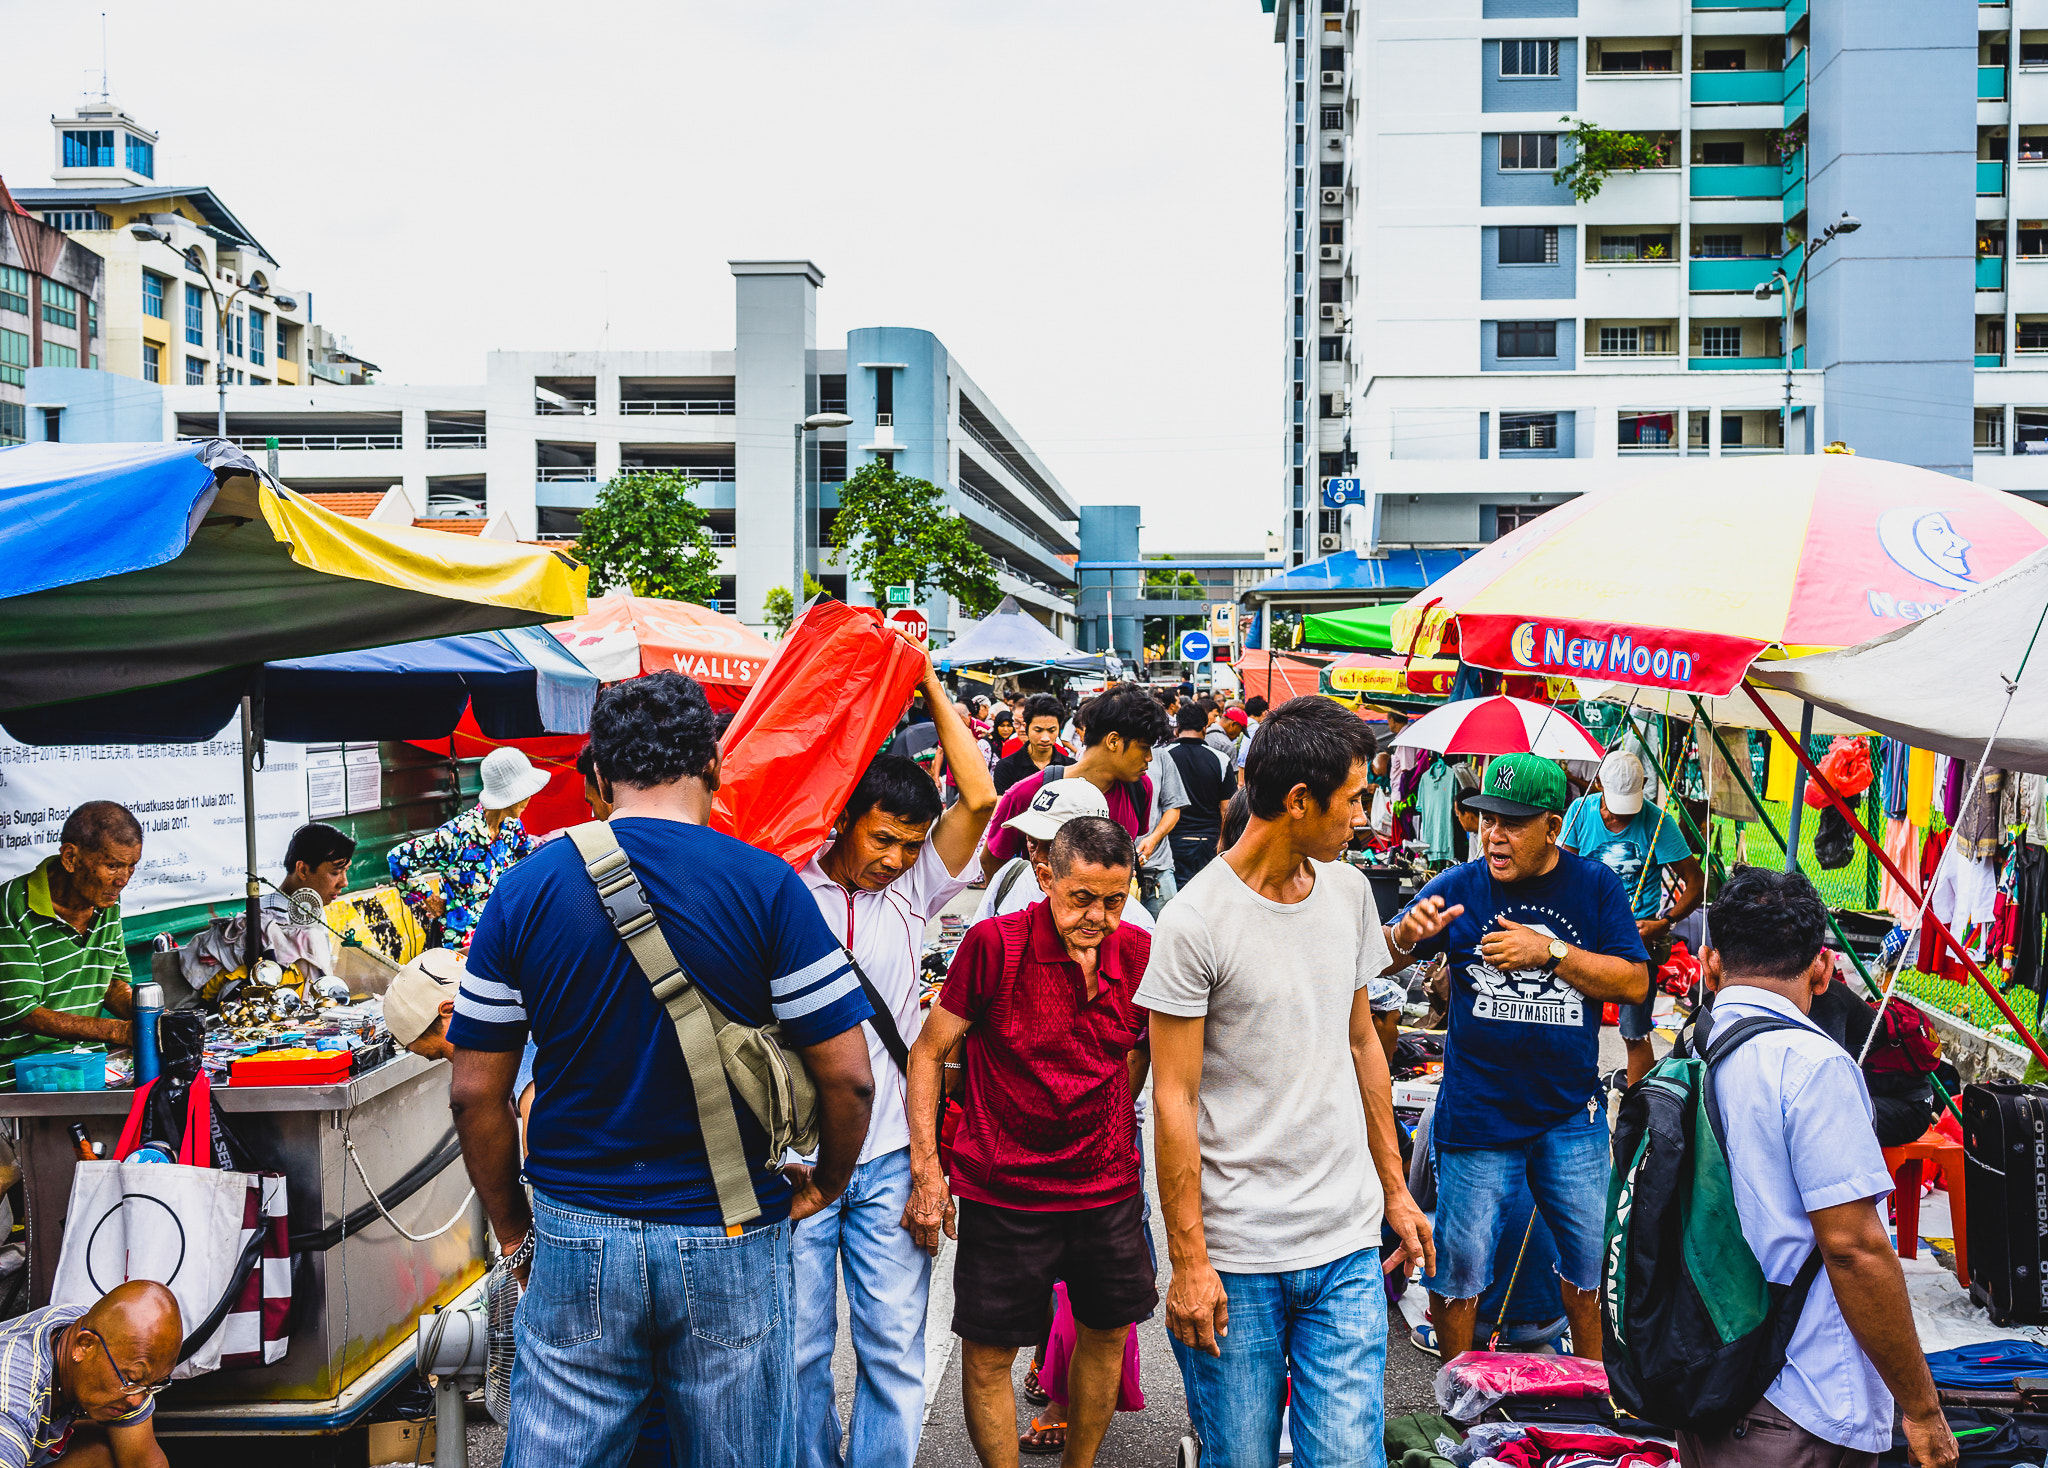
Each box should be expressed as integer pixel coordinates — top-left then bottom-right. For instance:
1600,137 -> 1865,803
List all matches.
1603,1009 -> 1825,1434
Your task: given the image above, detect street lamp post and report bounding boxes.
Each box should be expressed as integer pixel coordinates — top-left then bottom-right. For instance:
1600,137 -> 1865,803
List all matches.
1754,210 -> 1860,451
793,411 -> 853,622
130,224 -> 295,438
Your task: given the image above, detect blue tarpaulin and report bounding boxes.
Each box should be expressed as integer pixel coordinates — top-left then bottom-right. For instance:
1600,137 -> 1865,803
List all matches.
0,440 -> 240,601
0,627 -> 598,746
1243,548 -> 1473,598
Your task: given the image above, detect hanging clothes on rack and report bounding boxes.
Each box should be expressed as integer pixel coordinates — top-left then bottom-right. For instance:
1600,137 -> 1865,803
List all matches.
1916,828 -> 1968,983
2013,843 -> 2048,1001
1941,755 -> 1964,826
1908,746 -> 1938,831
1415,758 -> 1459,865
1958,768 -> 2007,860
1880,738 -> 1910,821
1880,817 -> 1923,927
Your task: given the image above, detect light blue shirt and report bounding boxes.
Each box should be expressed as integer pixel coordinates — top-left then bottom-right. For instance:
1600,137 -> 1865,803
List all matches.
1708,986 -> 1896,1453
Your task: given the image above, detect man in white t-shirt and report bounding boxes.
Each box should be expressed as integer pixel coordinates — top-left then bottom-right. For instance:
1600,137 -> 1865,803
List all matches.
974,779 -> 1154,933
794,662 -> 996,1468
1138,695 -> 1434,1465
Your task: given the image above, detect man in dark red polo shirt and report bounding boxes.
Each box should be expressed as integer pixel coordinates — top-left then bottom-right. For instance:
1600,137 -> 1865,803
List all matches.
906,816 -> 1153,1468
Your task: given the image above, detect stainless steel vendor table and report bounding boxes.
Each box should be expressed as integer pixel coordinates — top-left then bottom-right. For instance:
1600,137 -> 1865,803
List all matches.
0,1052 -> 484,1430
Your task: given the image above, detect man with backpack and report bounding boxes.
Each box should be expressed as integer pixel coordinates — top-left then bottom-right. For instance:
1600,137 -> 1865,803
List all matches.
1162,704 -> 1234,887
1616,869 -> 1955,1468
794,665 -> 996,1468
446,672 -> 880,1468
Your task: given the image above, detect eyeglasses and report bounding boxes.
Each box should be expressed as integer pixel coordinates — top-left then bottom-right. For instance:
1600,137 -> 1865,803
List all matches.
84,1330 -> 173,1399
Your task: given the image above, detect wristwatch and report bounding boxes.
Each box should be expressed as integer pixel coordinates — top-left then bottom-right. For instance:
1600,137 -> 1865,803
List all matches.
1542,938 -> 1569,974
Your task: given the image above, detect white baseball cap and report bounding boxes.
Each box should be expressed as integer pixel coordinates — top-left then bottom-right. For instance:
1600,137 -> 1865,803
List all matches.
479,747 -> 550,810
1598,750 -> 1646,816
1004,778 -> 1110,841
383,947 -> 466,1048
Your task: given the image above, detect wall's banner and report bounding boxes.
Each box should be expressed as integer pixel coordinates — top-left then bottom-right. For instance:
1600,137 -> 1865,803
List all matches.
0,725 -> 311,914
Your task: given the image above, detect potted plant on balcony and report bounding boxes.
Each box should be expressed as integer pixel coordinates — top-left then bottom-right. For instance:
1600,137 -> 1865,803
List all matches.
1552,118 -> 1676,203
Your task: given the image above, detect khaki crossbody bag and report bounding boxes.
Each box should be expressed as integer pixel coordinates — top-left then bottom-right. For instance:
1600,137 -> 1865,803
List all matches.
566,821 -> 818,1231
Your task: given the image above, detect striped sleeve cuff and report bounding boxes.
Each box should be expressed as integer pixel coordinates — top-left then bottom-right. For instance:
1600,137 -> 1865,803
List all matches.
772,951 -> 871,1048
446,975 -> 528,1052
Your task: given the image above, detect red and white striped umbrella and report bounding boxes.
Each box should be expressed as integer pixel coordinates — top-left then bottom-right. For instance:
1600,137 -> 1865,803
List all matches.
1391,695 -> 1604,760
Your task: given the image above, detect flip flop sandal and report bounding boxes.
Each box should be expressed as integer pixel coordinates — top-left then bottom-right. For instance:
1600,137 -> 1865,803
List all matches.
1022,1362 -> 1049,1405
1019,1417 -> 1066,1456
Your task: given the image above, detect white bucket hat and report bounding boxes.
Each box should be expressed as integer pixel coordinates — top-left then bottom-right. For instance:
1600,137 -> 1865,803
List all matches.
479,747 -> 550,810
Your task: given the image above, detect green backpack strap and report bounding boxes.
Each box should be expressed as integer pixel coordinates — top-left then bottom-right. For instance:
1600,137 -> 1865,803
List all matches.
566,821 -> 761,1232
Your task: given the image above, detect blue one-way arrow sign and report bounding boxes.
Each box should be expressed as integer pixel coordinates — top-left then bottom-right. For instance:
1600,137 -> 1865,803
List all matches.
1180,630 -> 1212,663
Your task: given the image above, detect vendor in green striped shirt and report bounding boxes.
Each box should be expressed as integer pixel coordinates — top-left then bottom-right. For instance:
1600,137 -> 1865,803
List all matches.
0,804 -> 143,1090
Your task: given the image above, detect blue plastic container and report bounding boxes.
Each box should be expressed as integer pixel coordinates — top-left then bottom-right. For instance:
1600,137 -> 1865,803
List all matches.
16,1050 -> 105,1093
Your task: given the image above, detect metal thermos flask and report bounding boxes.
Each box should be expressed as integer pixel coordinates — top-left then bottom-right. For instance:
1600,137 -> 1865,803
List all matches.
133,982 -> 163,1086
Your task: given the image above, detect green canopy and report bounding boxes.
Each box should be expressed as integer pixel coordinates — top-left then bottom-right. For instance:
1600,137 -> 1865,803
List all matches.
1303,603 -> 1403,651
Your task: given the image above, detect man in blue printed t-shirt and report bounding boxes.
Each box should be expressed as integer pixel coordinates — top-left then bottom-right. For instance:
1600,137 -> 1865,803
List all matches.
1560,748 -> 1703,1088
1392,752 -> 1649,1366
447,671 -> 877,1468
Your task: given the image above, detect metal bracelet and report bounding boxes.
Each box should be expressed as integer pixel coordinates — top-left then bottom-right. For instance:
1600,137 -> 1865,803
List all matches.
501,1229 -> 537,1273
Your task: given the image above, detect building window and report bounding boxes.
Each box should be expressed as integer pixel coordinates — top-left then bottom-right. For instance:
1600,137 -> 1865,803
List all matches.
185,356 -> 206,385
1320,221 -> 1344,245
1597,233 -> 1672,261
185,284 -> 205,346
39,211 -> 111,232
0,266 -> 25,317
0,327 -> 26,387
42,342 -> 77,370
1496,504 -> 1551,535
228,312 -> 243,359
143,343 -> 160,383
1319,105 -> 1344,130
2019,222 -> 2048,258
249,307 -> 267,366
1698,234 -> 1746,258
1501,412 -> 1558,450
0,402 -> 22,445
1701,48 -> 1747,72
125,136 -> 154,178
1977,407 -> 2006,451
1598,50 -> 1672,73
1496,321 -> 1557,358
1700,141 -> 1744,166
1722,415 -> 1746,447
1500,40 -> 1561,77
1619,411 -> 1676,447
1699,325 -> 1744,358
142,272 -> 165,319
40,281 -> 77,330
61,129 -> 115,168
1499,133 -> 1559,170
86,297 -> 96,340
1500,226 -> 1559,265
1319,336 -> 1345,361
1321,46 -> 1345,72
1600,326 -> 1641,355
276,317 -> 288,361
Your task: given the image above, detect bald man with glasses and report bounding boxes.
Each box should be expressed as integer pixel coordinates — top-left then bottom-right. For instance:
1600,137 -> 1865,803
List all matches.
0,1281 -> 181,1467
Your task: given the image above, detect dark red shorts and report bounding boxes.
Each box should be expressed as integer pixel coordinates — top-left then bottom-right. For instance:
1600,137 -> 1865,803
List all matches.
950,1192 -> 1158,1348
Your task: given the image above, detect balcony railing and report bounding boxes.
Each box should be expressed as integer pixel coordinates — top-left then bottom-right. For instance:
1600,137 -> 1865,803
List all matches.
1980,256 -> 2006,290
958,419 -> 1071,525
1978,353 -> 2005,368
1691,70 -> 1784,106
618,464 -> 737,481
426,432 -> 486,449
1982,65 -> 2008,101
956,482 -> 1074,560
1691,0 -> 1786,8
1689,355 -> 1786,370
535,401 -> 596,416
536,465 -> 597,482
1689,164 -> 1790,199
1688,256 -> 1784,292
619,399 -> 735,416
1980,160 -> 2008,196
1783,174 -> 1806,216
182,433 -> 399,451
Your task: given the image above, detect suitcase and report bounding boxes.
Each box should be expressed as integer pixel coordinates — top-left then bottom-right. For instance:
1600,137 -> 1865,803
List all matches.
1962,1081 -> 2048,1325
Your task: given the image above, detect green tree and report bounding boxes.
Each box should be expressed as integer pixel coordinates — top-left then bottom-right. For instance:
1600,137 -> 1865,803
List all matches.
1552,117 -> 1673,203
1142,559 -> 1204,657
828,460 -> 1001,616
574,469 -> 722,604
762,575 -> 830,639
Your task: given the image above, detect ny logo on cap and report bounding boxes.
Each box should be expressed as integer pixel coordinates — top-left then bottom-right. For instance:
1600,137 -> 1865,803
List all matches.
1493,764 -> 1516,791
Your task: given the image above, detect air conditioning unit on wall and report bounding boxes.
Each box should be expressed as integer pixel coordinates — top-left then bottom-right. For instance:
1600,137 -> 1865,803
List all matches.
1320,302 -> 1341,319
1319,533 -> 1344,552
1321,69 -> 1344,86
1319,244 -> 1342,261
1320,187 -> 1343,205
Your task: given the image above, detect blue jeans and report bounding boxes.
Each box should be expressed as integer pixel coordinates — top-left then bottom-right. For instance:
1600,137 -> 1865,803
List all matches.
792,1147 -> 931,1468
505,1192 -> 794,1468
1422,1106 -> 1610,1301
1170,1246 -> 1389,1468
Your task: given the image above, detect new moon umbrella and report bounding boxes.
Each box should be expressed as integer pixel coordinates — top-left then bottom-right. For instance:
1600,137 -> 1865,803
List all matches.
1388,456 -> 2048,697
1393,695 -> 1605,760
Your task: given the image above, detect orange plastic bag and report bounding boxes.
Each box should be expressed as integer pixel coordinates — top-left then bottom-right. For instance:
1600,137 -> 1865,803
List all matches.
710,600 -> 927,867
1805,735 -> 1875,808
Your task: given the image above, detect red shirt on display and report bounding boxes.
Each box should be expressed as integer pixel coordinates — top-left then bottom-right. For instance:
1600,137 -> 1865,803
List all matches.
938,901 -> 1151,1212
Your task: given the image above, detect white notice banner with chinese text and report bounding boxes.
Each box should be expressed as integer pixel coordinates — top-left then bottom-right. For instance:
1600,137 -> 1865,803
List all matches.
0,724 -> 311,915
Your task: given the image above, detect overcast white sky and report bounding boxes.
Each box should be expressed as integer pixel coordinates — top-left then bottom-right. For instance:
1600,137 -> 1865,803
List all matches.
5,2 -> 1281,554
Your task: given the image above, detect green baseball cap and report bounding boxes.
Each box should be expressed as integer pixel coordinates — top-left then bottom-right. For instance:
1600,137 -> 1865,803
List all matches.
1466,752 -> 1569,818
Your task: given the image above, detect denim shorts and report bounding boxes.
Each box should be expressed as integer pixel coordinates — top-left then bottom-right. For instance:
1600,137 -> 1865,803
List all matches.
1422,1106 -> 1610,1301
1616,997 -> 1655,1042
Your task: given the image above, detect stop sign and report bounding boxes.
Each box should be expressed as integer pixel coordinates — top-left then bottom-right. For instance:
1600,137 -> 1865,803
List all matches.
888,606 -> 929,647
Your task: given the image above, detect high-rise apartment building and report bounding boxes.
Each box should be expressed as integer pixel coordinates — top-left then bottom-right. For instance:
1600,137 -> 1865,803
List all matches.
0,180 -> 104,446
1264,1 -> 2047,557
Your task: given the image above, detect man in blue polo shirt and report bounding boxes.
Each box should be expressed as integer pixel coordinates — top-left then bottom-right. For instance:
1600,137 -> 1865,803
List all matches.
1392,753 -> 1649,1365
448,672 -> 877,1468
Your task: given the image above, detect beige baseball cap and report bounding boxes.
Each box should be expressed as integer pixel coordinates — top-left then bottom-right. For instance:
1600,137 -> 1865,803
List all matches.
383,947 -> 466,1048
1003,777 -> 1110,841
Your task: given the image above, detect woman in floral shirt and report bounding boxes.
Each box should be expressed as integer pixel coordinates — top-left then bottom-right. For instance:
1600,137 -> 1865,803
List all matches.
388,748 -> 550,950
